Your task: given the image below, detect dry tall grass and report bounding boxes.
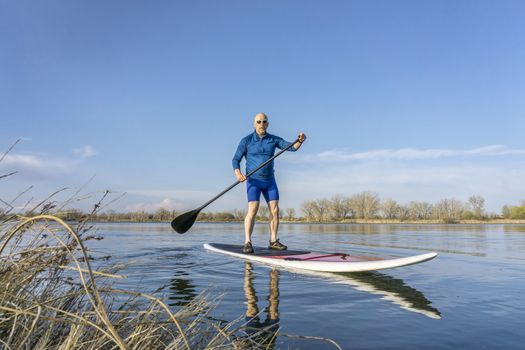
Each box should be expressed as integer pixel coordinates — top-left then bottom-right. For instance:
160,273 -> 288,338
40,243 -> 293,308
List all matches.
0,213 -> 341,349
0,213 -> 221,349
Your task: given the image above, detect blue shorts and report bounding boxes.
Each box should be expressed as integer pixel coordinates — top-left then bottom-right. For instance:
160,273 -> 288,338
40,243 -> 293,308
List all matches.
246,177 -> 279,203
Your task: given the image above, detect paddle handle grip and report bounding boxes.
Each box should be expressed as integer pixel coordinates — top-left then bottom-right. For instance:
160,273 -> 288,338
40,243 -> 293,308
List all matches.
199,138 -> 300,210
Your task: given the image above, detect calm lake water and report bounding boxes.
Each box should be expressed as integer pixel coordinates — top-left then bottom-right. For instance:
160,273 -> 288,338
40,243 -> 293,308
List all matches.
87,222 -> 525,349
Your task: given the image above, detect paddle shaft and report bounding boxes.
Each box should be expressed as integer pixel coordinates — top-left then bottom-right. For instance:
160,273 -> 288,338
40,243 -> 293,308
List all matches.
198,138 -> 300,211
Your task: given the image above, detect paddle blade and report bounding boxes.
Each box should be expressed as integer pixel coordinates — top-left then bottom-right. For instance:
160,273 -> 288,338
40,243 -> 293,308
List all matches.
171,209 -> 201,233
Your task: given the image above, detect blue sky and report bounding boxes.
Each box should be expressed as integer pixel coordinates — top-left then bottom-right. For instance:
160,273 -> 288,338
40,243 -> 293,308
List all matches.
1,0 -> 524,214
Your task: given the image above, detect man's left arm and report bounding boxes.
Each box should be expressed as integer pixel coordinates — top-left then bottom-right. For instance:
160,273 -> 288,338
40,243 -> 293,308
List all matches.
276,133 -> 306,151
293,132 -> 307,150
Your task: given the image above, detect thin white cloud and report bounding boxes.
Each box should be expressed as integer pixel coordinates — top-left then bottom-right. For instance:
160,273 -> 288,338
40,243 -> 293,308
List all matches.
125,198 -> 175,212
1,146 -> 96,180
73,145 -> 97,158
302,145 -> 525,162
1,154 -> 72,179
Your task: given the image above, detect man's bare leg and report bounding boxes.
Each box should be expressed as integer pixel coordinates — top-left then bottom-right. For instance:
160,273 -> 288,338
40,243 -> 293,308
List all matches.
268,200 -> 280,243
245,201 -> 259,244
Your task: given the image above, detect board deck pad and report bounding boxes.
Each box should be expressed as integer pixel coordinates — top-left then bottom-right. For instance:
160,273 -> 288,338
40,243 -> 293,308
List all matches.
208,243 -> 311,257
204,243 -> 437,272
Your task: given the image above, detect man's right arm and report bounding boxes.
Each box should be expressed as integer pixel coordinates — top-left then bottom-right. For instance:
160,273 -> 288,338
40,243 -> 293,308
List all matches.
232,138 -> 247,182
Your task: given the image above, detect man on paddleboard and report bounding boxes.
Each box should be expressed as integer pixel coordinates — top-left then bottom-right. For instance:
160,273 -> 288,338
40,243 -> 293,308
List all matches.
232,113 -> 306,253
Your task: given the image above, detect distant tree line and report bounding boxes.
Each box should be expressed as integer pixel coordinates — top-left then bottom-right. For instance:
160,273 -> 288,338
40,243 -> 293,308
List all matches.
51,206 -> 295,223
22,193 -> 524,223
55,208 -> 178,222
53,208 -> 254,222
300,192 -> 525,223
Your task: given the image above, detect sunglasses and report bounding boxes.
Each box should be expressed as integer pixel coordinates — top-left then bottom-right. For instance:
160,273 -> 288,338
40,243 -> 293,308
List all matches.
256,120 -> 268,124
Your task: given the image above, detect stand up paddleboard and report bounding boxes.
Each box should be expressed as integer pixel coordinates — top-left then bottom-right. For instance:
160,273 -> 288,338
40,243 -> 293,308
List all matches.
204,243 -> 437,272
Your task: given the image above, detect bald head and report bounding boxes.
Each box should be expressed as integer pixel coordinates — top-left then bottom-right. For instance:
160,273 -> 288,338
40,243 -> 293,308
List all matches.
253,113 -> 269,135
254,113 -> 268,121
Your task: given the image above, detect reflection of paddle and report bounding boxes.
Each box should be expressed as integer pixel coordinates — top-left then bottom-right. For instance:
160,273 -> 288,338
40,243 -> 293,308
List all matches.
171,138 -> 300,233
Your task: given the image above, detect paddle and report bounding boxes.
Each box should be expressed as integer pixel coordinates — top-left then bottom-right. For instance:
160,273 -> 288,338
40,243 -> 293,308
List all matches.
171,138 -> 300,233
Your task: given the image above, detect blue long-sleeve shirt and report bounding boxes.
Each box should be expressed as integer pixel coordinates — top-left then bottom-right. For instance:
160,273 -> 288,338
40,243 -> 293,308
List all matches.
232,131 -> 297,180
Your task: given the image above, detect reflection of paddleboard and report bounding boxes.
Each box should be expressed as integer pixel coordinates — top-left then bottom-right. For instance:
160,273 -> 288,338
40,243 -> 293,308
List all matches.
204,243 -> 437,272
296,269 -> 441,319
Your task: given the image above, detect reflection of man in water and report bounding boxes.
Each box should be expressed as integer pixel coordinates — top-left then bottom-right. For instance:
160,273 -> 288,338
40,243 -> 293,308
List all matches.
242,262 -> 280,347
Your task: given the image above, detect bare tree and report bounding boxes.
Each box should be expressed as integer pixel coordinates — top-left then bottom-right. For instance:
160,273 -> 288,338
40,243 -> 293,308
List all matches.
408,201 -> 433,220
301,201 -> 317,221
213,212 -> 235,221
433,198 -> 464,223
313,198 -> 330,222
104,210 -> 116,222
155,208 -> 171,221
380,198 -> 399,219
232,208 -> 247,220
258,206 -> 269,221
285,208 -> 296,221
131,210 -> 148,222
329,194 -> 351,220
397,204 -> 411,221
362,192 -> 380,219
349,191 -> 380,219
198,212 -> 210,221
467,195 -> 486,219
344,197 -> 355,219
